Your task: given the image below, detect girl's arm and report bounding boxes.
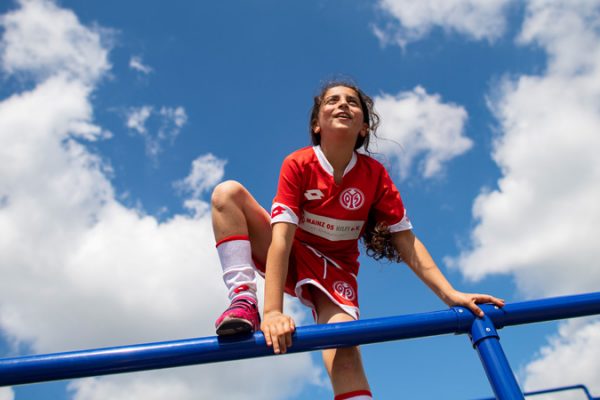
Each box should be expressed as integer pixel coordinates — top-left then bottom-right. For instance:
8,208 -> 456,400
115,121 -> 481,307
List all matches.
391,230 -> 504,317
261,221 -> 297,354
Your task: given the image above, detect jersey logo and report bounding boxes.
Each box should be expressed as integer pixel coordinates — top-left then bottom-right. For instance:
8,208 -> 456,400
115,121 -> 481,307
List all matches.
333,281 -> 356,301
271,205 -> 285,218
304,189 -> 324,200
339,188 -> 364,210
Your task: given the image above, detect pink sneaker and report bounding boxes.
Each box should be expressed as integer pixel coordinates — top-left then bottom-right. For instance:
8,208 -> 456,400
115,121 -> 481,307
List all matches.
215,296 -> 260,336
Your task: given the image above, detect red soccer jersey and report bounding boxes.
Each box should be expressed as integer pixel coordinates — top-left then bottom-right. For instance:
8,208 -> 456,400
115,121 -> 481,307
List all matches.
271,146 -> 412,275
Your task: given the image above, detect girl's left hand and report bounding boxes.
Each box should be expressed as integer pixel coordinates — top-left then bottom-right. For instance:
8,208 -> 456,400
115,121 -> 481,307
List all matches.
445,290 -> 505,318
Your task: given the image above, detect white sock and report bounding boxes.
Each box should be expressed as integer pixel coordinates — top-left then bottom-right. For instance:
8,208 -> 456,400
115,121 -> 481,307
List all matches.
216,236 -> 257,302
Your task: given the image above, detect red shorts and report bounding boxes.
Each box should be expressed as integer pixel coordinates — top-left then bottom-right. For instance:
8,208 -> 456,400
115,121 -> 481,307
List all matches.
255,240 -> 359,320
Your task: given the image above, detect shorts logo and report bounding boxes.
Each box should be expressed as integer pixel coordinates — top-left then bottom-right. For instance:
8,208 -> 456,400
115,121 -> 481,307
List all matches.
339,188 -> 364,210
304,189 -> 324,200
333,281 -> 356,301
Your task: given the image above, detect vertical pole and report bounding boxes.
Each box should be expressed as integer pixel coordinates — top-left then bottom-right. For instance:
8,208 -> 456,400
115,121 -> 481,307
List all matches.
469,315 -> 524,400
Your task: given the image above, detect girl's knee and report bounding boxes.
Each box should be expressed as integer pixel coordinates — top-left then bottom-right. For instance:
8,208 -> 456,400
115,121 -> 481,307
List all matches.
211,180 -> 246,210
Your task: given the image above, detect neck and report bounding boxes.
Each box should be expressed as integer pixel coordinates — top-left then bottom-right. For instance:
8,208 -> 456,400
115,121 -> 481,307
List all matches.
320,140 -> 355,174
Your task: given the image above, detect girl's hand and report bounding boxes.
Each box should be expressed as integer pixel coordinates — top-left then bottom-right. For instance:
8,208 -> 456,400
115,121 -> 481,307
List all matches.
261,311 -> 296,354
445,290 -> 505,318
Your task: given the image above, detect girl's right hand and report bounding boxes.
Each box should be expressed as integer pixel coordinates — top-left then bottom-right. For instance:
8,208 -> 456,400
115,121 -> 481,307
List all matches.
261,311 -> 296,354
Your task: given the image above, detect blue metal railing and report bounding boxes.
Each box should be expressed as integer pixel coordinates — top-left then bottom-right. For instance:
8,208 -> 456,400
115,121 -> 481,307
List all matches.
1,292 -> 599,399
524,384 -> 599,399
479,384 -> 599,400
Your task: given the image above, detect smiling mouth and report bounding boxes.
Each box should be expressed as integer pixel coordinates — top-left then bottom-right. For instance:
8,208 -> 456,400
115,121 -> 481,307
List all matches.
335,112 -> 352,119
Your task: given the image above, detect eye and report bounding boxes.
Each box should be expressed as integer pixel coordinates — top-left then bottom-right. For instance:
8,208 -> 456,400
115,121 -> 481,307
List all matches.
347,97 -> 359,106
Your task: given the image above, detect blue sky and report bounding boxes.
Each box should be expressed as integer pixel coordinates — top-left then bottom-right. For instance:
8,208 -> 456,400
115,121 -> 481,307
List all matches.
1,1 -> 600,399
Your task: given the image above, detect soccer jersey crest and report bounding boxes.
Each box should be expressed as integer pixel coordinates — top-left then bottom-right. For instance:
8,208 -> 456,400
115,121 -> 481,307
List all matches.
339,188 -> 364,210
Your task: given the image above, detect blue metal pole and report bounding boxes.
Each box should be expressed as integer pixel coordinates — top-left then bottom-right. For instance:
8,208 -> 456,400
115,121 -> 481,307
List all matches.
0,308 -> 470,387
481,291 -> 600,328
477,384 -> 598,400
469,316 -> 524,400
0,291 -> 599,387
524,384 -> 596,399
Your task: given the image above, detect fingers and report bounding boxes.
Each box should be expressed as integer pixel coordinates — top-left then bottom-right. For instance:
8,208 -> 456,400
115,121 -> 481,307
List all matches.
472,294 -> 505,307
467,302 -> 485,318
467,294 -> 506,318
285,319 -> 296,349
261,315 -> 296,354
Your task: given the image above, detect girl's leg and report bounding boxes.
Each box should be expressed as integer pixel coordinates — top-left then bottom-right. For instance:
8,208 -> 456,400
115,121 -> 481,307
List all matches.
312,288 -> 372,399
212,180 -> 271,258
211,180 -> 271,335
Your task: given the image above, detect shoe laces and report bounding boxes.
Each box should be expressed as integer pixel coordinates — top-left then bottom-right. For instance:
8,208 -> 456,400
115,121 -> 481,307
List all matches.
228,298 -> 256,312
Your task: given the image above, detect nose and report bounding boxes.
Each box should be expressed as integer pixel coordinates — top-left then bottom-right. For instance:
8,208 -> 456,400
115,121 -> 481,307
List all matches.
337,99 -> 350,109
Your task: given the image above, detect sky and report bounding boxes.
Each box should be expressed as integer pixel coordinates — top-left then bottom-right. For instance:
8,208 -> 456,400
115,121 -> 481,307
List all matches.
0,0 -> 599,399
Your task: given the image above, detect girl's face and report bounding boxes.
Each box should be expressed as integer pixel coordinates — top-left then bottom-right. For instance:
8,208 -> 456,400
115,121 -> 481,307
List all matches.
314,86 -> 368,143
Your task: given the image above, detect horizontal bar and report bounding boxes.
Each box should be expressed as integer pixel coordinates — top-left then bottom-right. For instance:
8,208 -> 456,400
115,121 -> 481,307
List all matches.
477,384 -> 598,400
481,291 -> 600,329
1,291 -> 599,387
525,384 -> 597,399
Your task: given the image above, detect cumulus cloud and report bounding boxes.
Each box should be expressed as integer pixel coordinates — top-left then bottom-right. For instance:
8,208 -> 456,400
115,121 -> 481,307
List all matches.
373,86 -> 472,180
449,0 -> 600,295
0,1 -> 320,399
0,0 -> 110,82
374,0 -> 513,47
129,55 -> 152,75
0,387 -> 14,400
448,0 -> 600,395
125,105 -> 188,158
175,154 -> 227,216
522,318 -> 600,399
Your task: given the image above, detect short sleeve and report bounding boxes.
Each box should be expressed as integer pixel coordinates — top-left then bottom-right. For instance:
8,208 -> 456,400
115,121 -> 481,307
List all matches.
372,167 -> 412,232
271,155 -> 303,225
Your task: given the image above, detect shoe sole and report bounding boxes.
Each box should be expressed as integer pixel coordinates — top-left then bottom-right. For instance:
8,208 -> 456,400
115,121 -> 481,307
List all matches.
216,318 -> 254,336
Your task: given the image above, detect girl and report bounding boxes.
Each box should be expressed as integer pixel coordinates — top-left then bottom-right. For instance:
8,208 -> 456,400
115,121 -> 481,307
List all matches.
211,81 -> 504,400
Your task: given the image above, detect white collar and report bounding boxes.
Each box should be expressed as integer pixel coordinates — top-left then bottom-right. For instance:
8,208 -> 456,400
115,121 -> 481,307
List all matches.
312,145 -> 357,177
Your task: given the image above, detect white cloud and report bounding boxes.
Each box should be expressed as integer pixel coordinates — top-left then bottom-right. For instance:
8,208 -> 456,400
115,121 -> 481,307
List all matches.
448,0 -> 600,394
177,153 -> 227,199
126,105 -> 152,134
0,0 -> 110,83
0,1 -> 320,399
522,318 -> 600,398
374,0 -> 513,47
175,153 -> 227,216
125,105 -> 188,158
67,353 -> 322,400
449,0 -> 600,295
0,387 -> 14,400
129,55 -> 152,75
373,86 -> 472,180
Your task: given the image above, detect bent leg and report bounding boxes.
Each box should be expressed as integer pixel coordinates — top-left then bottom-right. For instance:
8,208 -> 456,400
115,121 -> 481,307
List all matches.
211,180 -> 271,335
211,180 -> 271,264
312,288 -> 371,398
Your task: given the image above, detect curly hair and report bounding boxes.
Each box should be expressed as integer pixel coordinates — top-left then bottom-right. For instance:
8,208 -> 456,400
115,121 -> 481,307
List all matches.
309,80 -> 401,262
362,220 -> 403,263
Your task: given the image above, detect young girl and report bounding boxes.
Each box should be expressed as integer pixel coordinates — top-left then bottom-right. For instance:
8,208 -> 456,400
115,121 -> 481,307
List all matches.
211,81 -> 504,400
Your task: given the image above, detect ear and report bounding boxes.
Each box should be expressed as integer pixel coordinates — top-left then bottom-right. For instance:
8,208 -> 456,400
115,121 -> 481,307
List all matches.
359,123 -> 368,137
313,124 -> 321,134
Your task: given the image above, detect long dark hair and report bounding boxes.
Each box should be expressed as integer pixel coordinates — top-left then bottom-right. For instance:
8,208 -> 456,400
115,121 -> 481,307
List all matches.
309,80 -> 401,262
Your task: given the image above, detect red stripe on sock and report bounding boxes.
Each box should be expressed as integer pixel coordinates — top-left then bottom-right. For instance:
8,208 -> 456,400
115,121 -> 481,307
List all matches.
215,235 -> 250,247
334,390 -> 372,400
